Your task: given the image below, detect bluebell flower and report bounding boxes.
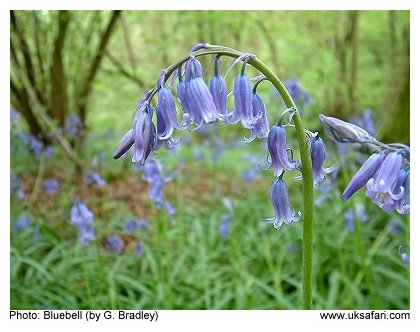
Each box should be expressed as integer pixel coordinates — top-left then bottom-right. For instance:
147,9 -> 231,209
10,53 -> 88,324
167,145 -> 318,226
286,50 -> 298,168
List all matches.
244,92 -> 270,142
219,213 -> 231,239
209,56 -> 228,117
125,219 -> 139,233
356,109 -> 376,136
149,177 -> 164,207
84,172 -> 106,187
10,109 -> 19,125
399,245 -> 410,264
43,179 -> 60,195
285,78 -> 312,106
13,213 -> 31,232
366,151 -> 404,210
266,124 -> 299,177
309,136 -> 335,185
142,159 -> 161,182
227,73 -> 261,129
10,172 -> 22,193
355,203 -> 368,222
106,235 -> 124,254
319,114 -> 375,144
344,208 -> 355,232
66,113 -> 82,139
70,201 -> 95,245
342,151 -> 386,201
113,129 -> 134,159
138,219 -> 149,229
132,105 -> 156,165
156,85 -> 188,141
165,201 -> 177,216
135,242 -> 144,256
263,179 -> 301,229
242,169 -> 260,182
193,148 -> 204,161
183,58 -> 219,126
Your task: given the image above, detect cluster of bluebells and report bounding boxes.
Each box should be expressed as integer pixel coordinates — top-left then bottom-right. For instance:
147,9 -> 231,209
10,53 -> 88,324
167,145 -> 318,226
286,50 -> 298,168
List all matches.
142,159 -> 176,215
284,78 -> 312,109
84,171 -> 106,187
113,44 -> 335,230
66,113 -> 83,139
70,201 -> 95,245
320,115 -> 410,215
262,118 -> 334,229
43,178 -> 60,195
13,213 -> 32,232
125,218 -> 148,233
10,171 -> 25,199
113,52 -> 270,166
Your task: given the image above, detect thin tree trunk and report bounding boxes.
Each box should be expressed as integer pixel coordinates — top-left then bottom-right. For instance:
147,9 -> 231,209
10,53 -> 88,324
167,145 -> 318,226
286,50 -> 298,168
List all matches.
348,11 -> 359,115
50,11 -> 71,127
77,10 -> 121,126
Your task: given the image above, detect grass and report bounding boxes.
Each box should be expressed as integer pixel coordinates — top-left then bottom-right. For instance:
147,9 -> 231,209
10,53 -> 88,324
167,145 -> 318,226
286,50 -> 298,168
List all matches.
10,126 -> 410,310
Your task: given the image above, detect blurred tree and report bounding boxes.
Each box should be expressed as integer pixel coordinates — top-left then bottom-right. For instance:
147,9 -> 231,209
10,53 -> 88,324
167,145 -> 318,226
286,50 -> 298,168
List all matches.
10,10 -> 121,144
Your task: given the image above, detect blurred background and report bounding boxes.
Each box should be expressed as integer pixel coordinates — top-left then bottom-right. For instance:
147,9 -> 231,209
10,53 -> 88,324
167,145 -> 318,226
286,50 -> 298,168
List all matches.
10,10 -> 410,310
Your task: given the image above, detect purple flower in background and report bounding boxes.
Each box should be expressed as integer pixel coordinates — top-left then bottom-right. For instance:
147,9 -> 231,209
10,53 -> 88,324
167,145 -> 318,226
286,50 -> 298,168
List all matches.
285,78 -> 312,107
19,134 -> 44,157
353,109 -> 376,137
399,245 -> 410,264
165,201 -> 177,216
193,148 -> 204,161
125,219 -> 149,233
106,235 -> 124,254
266,124 -> 299,177
135,242 -> 144,256
309,136 -> 335,185
11,172 -> 26,199
13,213 -> 31,232
149,177 -> 164,207
242,169 -> 260,183
344,208 -> 355,232
143,159 -> 161,182
219,213 -> 231,239
43,178 -> 60,195
84,172 -> 106,187
388,221 -> 402,234
210,56 -> 228,117
10,109 -> 19,125
66,113 -> 83,139
70,201 -> 95,245
263,179 -> 301,229
342,151 -> 386,201
355,203 -> 368,222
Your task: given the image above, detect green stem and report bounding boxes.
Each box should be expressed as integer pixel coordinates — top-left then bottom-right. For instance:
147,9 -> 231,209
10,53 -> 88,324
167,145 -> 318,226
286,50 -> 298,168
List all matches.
154,44 -> 314,309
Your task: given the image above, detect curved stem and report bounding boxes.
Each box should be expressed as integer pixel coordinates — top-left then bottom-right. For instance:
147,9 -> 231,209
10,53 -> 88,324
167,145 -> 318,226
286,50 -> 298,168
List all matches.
153,44 -> 314,309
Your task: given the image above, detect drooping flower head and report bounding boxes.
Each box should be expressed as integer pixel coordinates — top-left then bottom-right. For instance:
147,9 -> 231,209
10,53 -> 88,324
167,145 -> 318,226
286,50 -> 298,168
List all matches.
183,58 -> 219,126
319,114 -> 375,144
209,55 -> 228,117
365,151 -> 404,210
156,71 -> 188,141
266,124 -> 299,177
263,179 -> 301,229
342,151 -> 387,201
113,129 -> 134,159
132,104 -> 156,165
309,136 -> 335,185
244,91 -> 270,142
